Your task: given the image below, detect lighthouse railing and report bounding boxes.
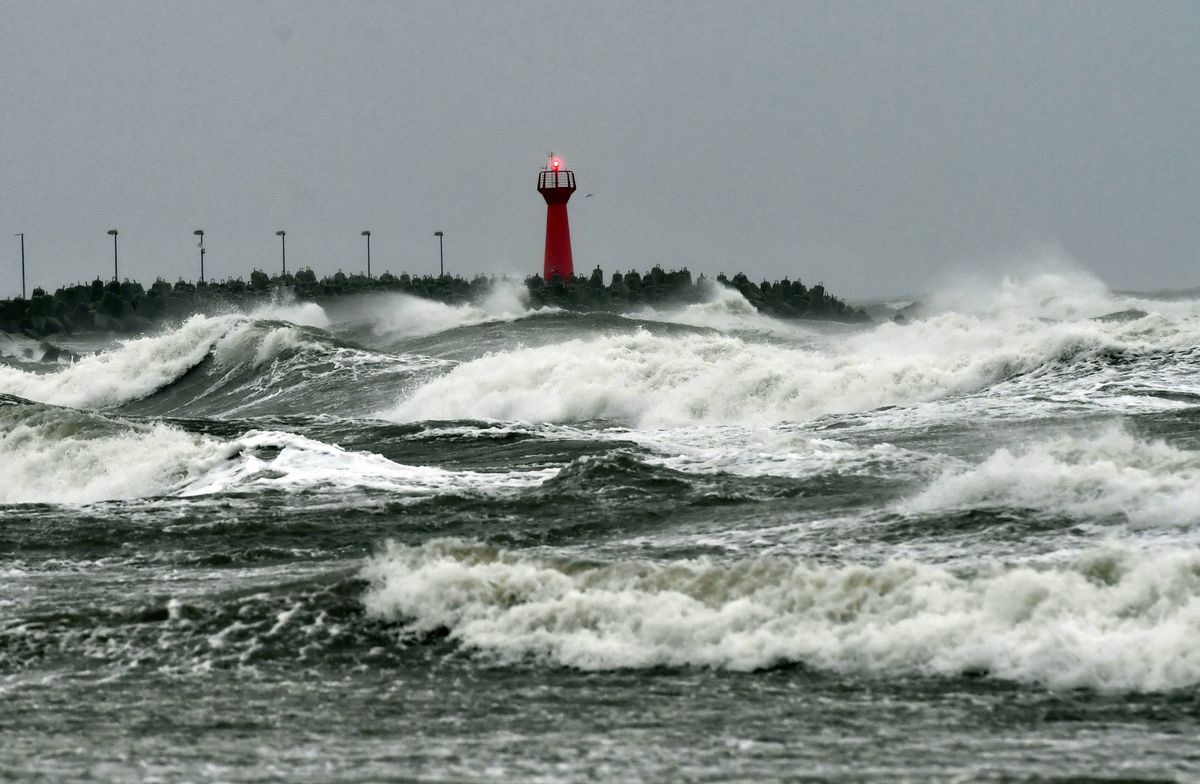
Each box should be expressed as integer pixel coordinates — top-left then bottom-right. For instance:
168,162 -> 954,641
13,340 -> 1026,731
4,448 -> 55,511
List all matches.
538,170 -> 576,190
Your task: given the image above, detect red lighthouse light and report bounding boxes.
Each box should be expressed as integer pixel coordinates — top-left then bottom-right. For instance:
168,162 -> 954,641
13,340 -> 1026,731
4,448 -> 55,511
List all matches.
537,155 -> 577,281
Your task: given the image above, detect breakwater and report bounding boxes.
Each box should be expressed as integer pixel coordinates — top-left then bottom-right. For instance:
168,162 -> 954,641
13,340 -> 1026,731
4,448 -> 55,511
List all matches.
0,265 -> 866,338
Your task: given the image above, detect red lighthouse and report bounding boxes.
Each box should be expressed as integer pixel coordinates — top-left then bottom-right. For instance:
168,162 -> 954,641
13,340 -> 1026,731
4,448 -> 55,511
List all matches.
538,155 -> 576,281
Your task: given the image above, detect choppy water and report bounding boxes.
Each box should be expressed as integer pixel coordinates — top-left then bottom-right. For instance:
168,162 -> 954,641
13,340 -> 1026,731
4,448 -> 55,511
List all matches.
3,273 -> 1200,782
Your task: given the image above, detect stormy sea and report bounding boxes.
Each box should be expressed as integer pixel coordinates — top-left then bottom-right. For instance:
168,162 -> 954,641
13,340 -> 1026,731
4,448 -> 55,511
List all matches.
3,271 -> 1199,783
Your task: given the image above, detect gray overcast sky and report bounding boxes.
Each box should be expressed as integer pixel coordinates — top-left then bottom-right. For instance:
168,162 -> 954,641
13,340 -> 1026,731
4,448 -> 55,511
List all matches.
1,0 -> 1196,299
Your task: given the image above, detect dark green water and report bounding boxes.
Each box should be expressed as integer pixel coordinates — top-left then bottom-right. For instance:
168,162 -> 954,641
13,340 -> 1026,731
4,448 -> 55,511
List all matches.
3,278 -> 1200,781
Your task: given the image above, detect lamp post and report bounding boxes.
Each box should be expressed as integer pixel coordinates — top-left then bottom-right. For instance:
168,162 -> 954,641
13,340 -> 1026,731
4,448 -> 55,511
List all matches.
107,229 -> 119,281
361,230 -> 372,278
14,233 -> 24,299
275,230 -> 287,275
434,231 -> 444,277
193,229 -> 205,282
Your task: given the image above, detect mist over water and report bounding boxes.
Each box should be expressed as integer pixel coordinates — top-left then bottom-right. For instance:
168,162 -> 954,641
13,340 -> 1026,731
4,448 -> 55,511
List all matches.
4,270 -> 1200,781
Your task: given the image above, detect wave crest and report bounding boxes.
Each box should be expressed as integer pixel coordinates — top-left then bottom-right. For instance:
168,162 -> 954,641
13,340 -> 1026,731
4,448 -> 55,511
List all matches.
0,309 -> 421,417
363,539 -> 1200,692
347,282 -> 541,340
382,306 -> 1191,426
0,402 -> 214,504
900,426 -> 1200,526
0,401 -> 555,505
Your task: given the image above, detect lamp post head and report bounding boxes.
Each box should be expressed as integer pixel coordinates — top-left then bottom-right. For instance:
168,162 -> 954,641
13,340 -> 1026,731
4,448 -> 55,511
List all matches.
275,230 -> 286,237
361,230 -> 371,237
193,229 -> 204,236
107,229 -> 118,236
434,231 -> 443,237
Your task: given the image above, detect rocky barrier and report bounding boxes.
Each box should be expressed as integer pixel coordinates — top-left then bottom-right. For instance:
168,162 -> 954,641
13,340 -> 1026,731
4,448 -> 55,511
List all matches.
0,265 -> 867,338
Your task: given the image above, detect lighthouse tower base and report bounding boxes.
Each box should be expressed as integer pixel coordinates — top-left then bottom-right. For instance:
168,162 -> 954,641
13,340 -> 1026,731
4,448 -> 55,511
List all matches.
543,203 -> 573,281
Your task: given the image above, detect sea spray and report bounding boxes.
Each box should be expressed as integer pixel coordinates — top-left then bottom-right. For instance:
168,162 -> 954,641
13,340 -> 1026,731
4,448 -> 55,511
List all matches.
336,280 -> 543,340
248,300 -> 332,329
623,282 -> 816,337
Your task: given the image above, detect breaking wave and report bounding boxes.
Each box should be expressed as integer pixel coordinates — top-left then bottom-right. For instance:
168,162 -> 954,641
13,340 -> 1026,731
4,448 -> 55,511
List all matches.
623,282 -> 814,337
900,426 -> 1200,527
176,430 -> 556,498
247,300 -> 332,329
0,314 -> 240,409
0,398 -> 216,504
0,308 -> 428,417
363,539 -> 1200,692
382,301 -> 1200,426
0,400 -> 553,505
346,282 -> 544,341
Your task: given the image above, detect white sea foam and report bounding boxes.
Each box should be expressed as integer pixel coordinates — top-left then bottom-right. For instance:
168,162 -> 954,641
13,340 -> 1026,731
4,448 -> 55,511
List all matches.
177,430 -> 557,497
0,406 -> 215,504
0,401 -> 553,505
380,271 -> 1200,427
363,539 -> 1200,692
379,320 -> 1161,427
900,426 -> 1200,527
